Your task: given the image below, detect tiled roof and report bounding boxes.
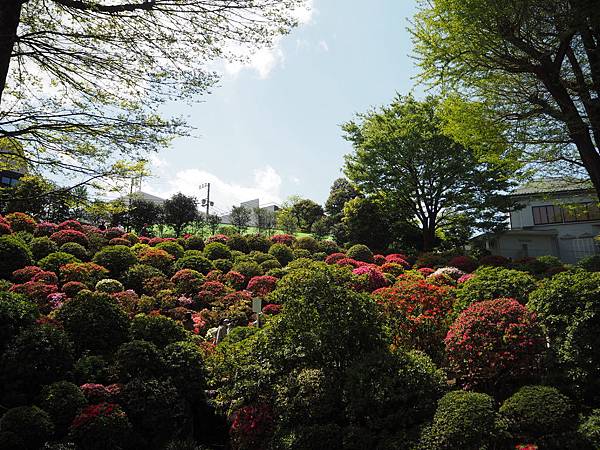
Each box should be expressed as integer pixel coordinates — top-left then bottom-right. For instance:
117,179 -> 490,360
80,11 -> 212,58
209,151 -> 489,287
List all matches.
511,178 -> 594,196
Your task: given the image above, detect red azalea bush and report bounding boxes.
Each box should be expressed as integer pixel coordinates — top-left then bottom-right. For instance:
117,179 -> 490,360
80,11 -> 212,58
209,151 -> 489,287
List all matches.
352,266 -> 388,292
200,280 -> 229,297
35,222 -> 57,237
60,262 -> 109,287
138,247 -> 175,272
139,236 -> 151,244
224,271 -> 246,291
445,298 -> 545,391
325,252 -> 346,264
31,270 -> 59,285
448,255 -> 479,273
336,257 -> 362,268
458,273 -> 476,284
205,269 -> 224,282
262,303 -> 282,315
373,254 -> 387,265
270,234 -> 295,246
12,265 -> 43,283
57,219 -> 84,232
69,402 -> 131,450
10,281 -> 58,304
5,212 -> 37,233
170,269 -> 204,295
247,275 -> 278,297
104,227 -> 125,240
380,262 -> 405,277
51,229 -> 90,248
373,278 -> 454,358
418,267 -> 435,276
108,237 -> 131,247
79,383 -> 123,404
230,403 -> 274,450
479,254 -> 511,267
206,234 -> 229,244
0,221 -> 12,235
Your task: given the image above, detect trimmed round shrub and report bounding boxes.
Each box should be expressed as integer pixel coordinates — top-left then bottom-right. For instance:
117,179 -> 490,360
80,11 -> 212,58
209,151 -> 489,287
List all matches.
579,409 -> 600,449
204,242 -> 232,261
351,266 -> 388,293
269,243 -> 294,266
40,381 -> 87,432
62,281 -> 87,297
11,265 -> 42,283
114,340 -> 164,381
155,241 -> 185,259
223,271 -> 246,290
226,234 -> 249,253
293,248 -> 311,260
171,269 -> 204,295
528,270 -> 600,402
0,236 -> 33,279
173,255 -> 213,275
57,219 -> 84,232
29,237 -> 58,261
60,242 -> 89,261
184,235 -> 205,251
50,229 -> 90,248
448,255 -> 479,273
74,355 -> 111,385
445,298 -> 545,392
311,251 -> 327,261
130,313 -> 188,348
418,391 -> 501,450
295,236 -> 319,253
162,341 -> 206,399
0,406 -> 53,450
250,251 -> 276,265
60,262 -> 109,287
0,291 -> 38,352
346,244 -> 374,263
137,247 -> 174,273
104,227 -> 124,239
213,258 -> 233,273
232,260 -> 263,280
454,266 -> 537,313
121,377 -> 184,444
9,280 -> 58,305
95,278 -> 124,293
414,252 -> 446,269
260,259 -> 281,271
577,254 -> 600,272
56,290 -> 129,355
325,252 -> 346,264
124,263 -> 165,293
34,222 -> 57,237
92,245 -> 137,278
122,232 -> 139,245
270,234 -> 295,246
247,234 -> 271,253
0,325 -> 74,405
38,252 -> 80,274
69,402 -> 132,450
479,254 -> 511,267
247,275 -> 278,297
318,240 -> 340,255
499,385 -> 575,445
5,212 -> 36,233
108,237 -> 131,246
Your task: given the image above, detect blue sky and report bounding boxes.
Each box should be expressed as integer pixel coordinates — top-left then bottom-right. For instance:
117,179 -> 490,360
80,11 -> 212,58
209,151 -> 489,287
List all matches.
144,0 -> 423,215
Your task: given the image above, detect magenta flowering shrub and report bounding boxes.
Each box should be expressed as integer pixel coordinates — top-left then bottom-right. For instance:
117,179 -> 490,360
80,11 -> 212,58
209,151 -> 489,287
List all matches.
458,273 -> 476,284
69,402 -> 131,450
445,298 -> 545,391
170,269 -> 204,295
270,234 -> 295,246
51,229 -> 90,248
10,281 -> 58,304
47,292 -> 67,310
479,254 -> 511,267
418,267 -> 435,276
448,255 -> 479,273
325,252 -> 346,264
200,281 -> 229,297
12,265 -> 43,283
230,403 -> 274,450
373,254 -> 387,265
206,234 -> 229,244
0,221 -> 12,235
247,275 -> 278,297
385,254 -> 411,268
352,266 -> 388,292
336,257 -> 362,268
35,222 -> 57,237
57,220 -> 84,232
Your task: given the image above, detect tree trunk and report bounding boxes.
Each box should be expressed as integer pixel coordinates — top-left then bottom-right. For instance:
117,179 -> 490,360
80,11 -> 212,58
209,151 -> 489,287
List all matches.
422,223 -> 436,252
0,0 -> 23,105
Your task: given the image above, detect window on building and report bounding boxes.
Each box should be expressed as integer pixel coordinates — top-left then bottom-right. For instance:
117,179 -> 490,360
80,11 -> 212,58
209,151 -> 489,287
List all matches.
532,205 -> 563,225
534,202 -> 600,225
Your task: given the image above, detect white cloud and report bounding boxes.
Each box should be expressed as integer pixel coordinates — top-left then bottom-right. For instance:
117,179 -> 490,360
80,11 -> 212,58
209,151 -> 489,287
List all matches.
142,165 -> 283,212
317,40 -> 329,52
289,175 -> 301,185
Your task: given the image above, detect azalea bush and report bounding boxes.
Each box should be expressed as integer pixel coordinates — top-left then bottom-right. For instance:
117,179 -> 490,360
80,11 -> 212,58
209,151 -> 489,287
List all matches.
69,402 -> 132,450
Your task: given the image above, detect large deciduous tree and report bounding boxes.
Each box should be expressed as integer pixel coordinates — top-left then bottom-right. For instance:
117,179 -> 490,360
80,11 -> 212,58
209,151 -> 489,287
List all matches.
230,205 -> 251,234
343,95 -> 515,251
290,198 -> 324,232
0,0 -> 306,181
411,0 -> 600,197
163,193 -> 198,237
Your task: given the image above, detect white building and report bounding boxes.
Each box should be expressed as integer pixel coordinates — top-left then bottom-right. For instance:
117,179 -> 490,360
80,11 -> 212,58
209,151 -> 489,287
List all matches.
220,199 -> 280,226
473,179 -> 600,264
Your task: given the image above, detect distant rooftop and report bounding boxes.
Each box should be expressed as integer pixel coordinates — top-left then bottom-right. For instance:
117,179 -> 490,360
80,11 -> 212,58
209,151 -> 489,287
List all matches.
511,178 -> 594,196
120,191 -> 165,204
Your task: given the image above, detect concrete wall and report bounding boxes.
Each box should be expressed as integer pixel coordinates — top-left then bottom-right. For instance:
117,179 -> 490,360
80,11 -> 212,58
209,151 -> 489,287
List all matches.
490,234 -> 560,260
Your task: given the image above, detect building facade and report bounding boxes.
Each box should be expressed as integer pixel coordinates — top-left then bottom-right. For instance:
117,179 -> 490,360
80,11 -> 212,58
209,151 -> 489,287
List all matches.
473,180 -> 600,264
220,199 -> 280,226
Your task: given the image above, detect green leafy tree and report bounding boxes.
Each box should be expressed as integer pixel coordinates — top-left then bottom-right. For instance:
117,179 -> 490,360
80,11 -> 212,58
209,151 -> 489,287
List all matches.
342,197 -> 391,252
0,1 -> 306,181
230,205 -> 252,234
127,198 -> 163,233
207,214 -> 221,235
254,207 -> 276,235
310,217 -> 330,240
276,208 -> 299,235
290,198 -> 324,232
412,0 -> 600,197
325,178 -> 360,224
163,193 -> 198,237
343,95 -> 515,251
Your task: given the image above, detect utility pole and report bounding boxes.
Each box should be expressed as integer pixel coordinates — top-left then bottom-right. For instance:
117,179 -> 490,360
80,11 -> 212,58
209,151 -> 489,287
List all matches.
199,182 -> 213,219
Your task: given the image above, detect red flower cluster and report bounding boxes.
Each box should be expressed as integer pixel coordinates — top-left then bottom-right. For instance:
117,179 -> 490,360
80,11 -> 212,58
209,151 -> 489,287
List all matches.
34,222 -> 57,237
448,255 -> 479,273
5,212 -> 36,233
479,254 -> 511,267
57,219 -> 84,232
108,237 -> 131,246
352,266 -> 389,292
206,234 -> 229,244
50,229 -> 90,247
0,215 -> 12,235
31,270 -> 58,285
138,247 -> 174,271
171,269 -> 204,294
71,402 -> 124,430
230,403 -> 274,450
336,257 -> 362,268
247,275 -> 278,297
385,254 -> 411,268
80,383 -> 123,404
12,265 -> 43,283
269,234 -> 295,246
104,227 -> 125,240
60,262 -> 109,286
325,252 -> 346,264
10,281 -> 58,304
445,298 -> 545,390
418,267 -> 435,276
262,303 -> 281,315
373,254 -> 387,265
223,271 -> 246,291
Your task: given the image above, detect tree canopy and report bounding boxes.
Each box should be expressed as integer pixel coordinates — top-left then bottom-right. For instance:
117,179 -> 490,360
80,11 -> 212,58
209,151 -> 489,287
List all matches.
0,0 -> 306,183
411,0 -> 600,196
343,95 -> 515,250
163,192 -> 198,237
